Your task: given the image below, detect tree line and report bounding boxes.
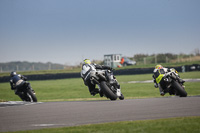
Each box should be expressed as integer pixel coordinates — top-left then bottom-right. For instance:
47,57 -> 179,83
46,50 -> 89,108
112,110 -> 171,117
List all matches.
132,53 -> 199,65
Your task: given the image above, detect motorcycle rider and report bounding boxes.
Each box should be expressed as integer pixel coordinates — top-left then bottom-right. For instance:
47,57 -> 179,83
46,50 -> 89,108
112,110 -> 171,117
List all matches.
152,64 -> 185,96
81,59 -> 115,96
9,71 -> 35,100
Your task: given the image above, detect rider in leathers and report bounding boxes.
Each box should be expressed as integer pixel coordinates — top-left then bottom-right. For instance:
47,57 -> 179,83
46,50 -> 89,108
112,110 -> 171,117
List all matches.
10,71 -> 35,100
81,59 -> 114,96
152,65 -> 185,96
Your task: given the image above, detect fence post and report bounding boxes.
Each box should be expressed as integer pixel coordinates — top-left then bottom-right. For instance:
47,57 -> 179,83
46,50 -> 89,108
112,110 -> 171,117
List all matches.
166,56 -> 168,63
155,54 -> 157,64
144,57 -> 146,65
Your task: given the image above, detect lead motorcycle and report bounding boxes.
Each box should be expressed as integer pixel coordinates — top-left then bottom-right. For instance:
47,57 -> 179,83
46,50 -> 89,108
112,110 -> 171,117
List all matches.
90,69 -> 124,100
17,81 -> 37,102
161,71 -> 187,97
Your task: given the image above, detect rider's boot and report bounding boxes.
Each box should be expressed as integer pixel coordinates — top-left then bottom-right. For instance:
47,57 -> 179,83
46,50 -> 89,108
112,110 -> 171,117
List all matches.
90,89 -> 100,96
158,84 -> 165,96
99,89 -> 104,97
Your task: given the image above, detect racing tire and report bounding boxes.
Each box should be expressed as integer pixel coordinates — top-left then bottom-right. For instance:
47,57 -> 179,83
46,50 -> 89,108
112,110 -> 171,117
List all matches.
26,89 -> 37,102
100,81 -> 117,100
172,81 -> 187,97
119,94 -> 124,100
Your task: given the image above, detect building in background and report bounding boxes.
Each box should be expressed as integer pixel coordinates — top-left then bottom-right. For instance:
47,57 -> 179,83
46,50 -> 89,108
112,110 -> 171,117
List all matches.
104,54 -> 122,68
104,54 -> 136,68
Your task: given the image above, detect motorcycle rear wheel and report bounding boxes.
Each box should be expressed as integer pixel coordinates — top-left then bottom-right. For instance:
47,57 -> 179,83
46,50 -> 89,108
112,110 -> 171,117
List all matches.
100,81 -> 117,100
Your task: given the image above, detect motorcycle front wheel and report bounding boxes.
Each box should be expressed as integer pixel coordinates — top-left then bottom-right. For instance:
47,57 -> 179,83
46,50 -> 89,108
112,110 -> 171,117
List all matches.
172,81 -> 187,97
119,94 -> 124,100
26,89 -> 37,102
100,81 -> 117,100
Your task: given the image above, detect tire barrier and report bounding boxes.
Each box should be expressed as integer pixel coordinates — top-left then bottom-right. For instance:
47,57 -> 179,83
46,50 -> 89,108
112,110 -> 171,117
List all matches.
0,73 -> 81,83
0,64 -> 199,83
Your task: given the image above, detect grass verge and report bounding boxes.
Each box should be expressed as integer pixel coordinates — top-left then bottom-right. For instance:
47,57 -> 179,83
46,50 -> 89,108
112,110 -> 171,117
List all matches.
5,116 -> 200,133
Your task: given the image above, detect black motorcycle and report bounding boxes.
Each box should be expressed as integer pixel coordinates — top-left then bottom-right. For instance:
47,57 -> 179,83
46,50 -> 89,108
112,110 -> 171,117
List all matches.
161,71 -> 187,97
90,69 -> 124,100
17,82 -> 37,102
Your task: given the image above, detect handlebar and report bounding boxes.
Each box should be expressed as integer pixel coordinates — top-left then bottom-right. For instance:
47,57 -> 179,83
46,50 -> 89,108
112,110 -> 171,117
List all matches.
164,71 -> 178,80
164,72 -> 173,76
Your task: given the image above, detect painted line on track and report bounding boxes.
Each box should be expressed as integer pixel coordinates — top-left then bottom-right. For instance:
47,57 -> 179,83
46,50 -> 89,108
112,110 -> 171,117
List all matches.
0,101 -> 42,108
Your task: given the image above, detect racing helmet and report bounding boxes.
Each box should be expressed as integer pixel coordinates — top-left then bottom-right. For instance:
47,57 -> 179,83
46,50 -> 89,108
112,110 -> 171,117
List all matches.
155,64 -> 163,69
10,71 -> 17,77
83,59 -> 91,65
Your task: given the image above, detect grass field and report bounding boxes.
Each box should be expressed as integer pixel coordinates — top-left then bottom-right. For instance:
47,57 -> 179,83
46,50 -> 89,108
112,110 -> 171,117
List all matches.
0,71 -> 200,102
5,116 -> 200,133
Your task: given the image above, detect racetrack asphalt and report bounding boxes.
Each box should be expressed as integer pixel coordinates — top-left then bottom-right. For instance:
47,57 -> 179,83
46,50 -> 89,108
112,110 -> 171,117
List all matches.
0,96 -> 200,132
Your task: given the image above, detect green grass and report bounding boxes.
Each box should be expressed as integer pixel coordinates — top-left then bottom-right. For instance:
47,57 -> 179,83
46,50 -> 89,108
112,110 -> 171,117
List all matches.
0,71 -> 200,102
5,116 -> 200,133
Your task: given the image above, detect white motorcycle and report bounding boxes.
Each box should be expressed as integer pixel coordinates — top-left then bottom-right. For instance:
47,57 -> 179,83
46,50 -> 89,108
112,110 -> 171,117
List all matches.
90,69 -> 124,100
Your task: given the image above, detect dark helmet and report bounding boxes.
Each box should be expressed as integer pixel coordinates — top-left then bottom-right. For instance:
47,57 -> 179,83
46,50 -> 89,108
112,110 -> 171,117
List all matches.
10,71 -> 17,77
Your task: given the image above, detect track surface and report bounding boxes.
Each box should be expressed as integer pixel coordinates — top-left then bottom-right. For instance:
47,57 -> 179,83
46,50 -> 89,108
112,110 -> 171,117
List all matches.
0,96 -> 200,132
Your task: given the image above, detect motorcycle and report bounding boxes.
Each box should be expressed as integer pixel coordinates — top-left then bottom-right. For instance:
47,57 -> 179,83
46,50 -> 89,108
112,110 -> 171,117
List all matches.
90,69 -> 124,100
161,71 -> 187,97
17,81 -> 37,102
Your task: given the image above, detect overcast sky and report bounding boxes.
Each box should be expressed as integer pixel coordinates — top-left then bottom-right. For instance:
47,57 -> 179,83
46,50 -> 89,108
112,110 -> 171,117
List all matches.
0,0 -> 200,65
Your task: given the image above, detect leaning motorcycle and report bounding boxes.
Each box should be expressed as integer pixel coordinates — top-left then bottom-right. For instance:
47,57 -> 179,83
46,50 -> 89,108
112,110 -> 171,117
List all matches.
161,71 -> 187,97
90,69 -> 124,100
17,82 -> 37,102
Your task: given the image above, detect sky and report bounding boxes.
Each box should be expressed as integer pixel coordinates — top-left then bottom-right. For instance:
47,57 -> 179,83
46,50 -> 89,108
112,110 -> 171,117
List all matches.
0,0 -> 200,65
